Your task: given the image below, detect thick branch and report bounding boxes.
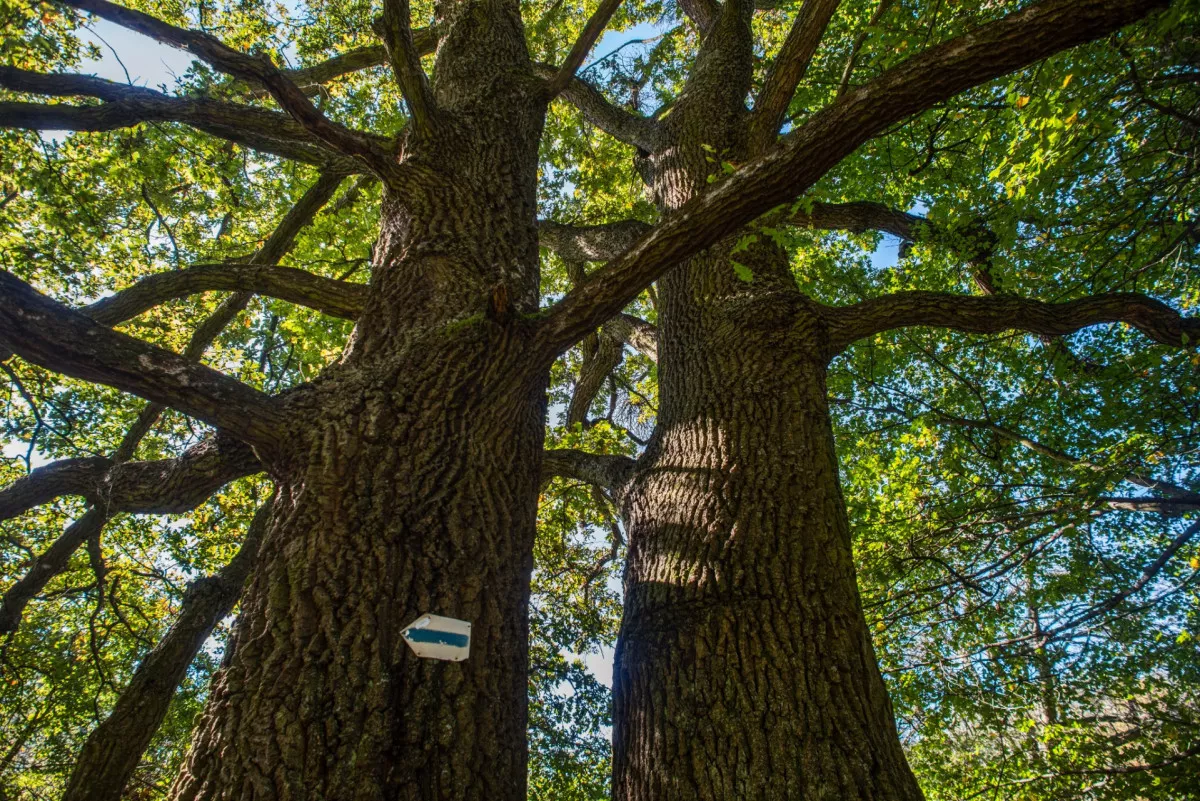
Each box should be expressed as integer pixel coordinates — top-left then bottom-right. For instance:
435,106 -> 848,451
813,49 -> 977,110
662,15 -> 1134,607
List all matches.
537,204 -> 921,263
0,272 -> 287,449
568,328 -> 625,426
1098,495 -> 1200,514
375,0 -> 437,135
825,291 -> 1199,355
542,449 -> 636,498
82,263 -> 366,324
546,0 -> 624,99
678,0 -> 720,34
564,313 -> 656,425
61,499 -> 270,801
536,0 -> 1168,354
610,313 -> 658,361
55,0 -> 397,176
539,218 -> 653,262
535,63 -> 665,151
0,434 -> 261,522
749,0 -> 843,152
785,200 -> 924,239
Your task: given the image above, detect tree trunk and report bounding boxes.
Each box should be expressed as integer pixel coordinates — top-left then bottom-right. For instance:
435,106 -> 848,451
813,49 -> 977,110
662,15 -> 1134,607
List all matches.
612,241 -> 922,799
171,323 -> 547,800
171,5 -> 549,791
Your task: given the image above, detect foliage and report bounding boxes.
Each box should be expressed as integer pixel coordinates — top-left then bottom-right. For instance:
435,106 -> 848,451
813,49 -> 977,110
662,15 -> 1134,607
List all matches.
0,0 -> 1197,798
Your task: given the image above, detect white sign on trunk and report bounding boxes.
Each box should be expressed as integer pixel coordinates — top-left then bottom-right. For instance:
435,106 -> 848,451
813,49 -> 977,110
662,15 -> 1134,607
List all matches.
401,613 -> 472,661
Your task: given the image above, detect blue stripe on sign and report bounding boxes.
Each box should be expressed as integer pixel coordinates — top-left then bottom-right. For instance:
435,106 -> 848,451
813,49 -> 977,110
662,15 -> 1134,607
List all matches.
405,628 -> 469,648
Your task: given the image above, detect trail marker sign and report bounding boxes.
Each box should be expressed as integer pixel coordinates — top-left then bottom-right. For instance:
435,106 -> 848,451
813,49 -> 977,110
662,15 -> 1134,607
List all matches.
402,614 -> 472,661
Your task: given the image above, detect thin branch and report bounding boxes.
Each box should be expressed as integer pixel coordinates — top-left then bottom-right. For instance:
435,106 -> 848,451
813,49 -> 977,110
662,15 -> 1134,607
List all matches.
931,412 -> 1196,499
0,271 -> 288,449
824,291 -> 1199,355
837,0 -> 894,96
535,0 -> 1170,355
0,509 -> 107,634
546,0 -> 625,99
534,63 -> 665,151
749,0 -> 844,153
54,0 -> 399,177
62,499 -> 272,801
1043,517 -> 1200,639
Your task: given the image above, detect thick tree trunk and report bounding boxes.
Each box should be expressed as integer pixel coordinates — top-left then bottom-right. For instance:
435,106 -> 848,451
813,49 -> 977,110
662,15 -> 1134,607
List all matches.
612,243 -> 923,800
171,3 -> 549,791
611,9 -> 923,782
171,322 -> 547,800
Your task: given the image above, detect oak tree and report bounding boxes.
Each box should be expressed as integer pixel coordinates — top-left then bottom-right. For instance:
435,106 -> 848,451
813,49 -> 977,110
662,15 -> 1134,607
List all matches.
1,0 -> 1197,799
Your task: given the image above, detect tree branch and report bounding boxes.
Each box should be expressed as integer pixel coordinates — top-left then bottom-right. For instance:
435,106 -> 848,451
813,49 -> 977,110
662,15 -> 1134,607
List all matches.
749,0 -> 843,153
1097,495 -> 1200,514
546,0 -> 625,99
81,263 -> 366,324
837,0 -> 894,96
0,434 -> 261,523
930,411 -> 1197,500
539,218 -> 653,262
542,449 -> 636,498
609,313 -> 658,361
534,63 -> 665,151
374,0 -> 438,136
1043,517 -> 1200,640
282,27 -> 437,90
54,0 -> 399,177
677,0 -> 720,34
0,272 -> 287,449
0,508 -> 107,634
0,93 -> 353,169
535,0 -> 1168,355
825,291 -> 1199,355
783,200 -> 924,238
568,327 -> 625,426
61,499 -> 271,801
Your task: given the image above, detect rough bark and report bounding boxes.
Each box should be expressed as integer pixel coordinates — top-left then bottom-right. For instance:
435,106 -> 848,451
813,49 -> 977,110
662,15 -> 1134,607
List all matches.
614,318 -> 922,799
167,1 -> 552,797
610,2 -> 920,796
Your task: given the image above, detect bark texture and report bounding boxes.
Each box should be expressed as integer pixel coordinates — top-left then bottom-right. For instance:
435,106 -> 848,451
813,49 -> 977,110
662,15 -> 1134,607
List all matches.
167,2 -> 551,798
611,4 -> 920,797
